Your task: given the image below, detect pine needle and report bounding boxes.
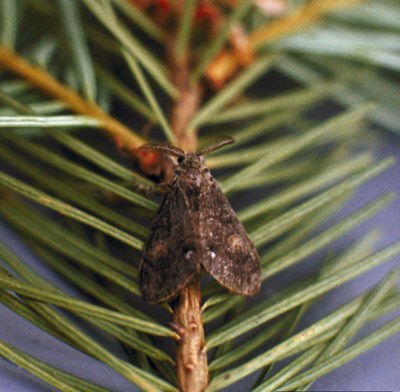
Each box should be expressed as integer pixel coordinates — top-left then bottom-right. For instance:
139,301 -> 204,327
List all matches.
122,48 -> 176,143
1,134 -> 157,211
0,172 -> 145,249
206,240 -> 400,350
191,0 -> 253,82
249,0 -> 366,49
277,316 -> 400,391
57,0 -> 97,101
0,340 -> 87,392
207,275 -> 398,390
188,55 -> 274,132
0,273 -> 174,337
0,45 -> 146,148
81,0 -> 177,97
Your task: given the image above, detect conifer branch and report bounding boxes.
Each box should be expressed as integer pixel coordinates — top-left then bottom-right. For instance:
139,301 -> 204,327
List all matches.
165,18 -> 208,389
0,1 -> 399,391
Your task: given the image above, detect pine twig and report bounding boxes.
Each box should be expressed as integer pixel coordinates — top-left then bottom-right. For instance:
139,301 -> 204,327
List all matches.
168,36 -> 202,152
166,22 -> 207,391
0,44 -> 145,149
172,280 -> 208,392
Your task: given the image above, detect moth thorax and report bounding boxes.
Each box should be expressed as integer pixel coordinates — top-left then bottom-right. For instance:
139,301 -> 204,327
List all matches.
183,169 -> 202,188
175,153 -> 203,186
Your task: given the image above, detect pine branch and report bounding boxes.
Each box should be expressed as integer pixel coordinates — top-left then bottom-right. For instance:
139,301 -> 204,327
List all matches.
1,1 -> 399,391
166,19 -> 207,390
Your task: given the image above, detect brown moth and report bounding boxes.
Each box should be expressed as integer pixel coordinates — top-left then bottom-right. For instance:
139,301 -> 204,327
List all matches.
139,136 -> 261,304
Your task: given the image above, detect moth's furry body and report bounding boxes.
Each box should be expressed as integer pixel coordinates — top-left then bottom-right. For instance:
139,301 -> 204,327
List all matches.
139,140 -> 261,304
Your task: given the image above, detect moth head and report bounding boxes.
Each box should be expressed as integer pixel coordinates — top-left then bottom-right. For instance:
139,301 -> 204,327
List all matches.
137,135 -> 235,162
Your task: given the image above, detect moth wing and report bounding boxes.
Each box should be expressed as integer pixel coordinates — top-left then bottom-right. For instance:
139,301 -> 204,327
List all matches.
200,180 -> 261,296
140,185 -> 200,304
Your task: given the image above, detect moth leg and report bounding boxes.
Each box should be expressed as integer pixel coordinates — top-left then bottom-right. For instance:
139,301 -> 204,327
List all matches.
155,182 -> 169,193
133,181 -> 169,196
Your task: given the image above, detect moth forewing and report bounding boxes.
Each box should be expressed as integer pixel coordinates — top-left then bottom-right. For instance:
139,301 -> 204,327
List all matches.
139,140 -> 261,304
197,167 -> 261,296
139,173 -> 200,304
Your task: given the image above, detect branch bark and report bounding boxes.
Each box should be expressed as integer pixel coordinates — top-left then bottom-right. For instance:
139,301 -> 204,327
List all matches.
167,29 -> 208,391
172,280 -> 208,392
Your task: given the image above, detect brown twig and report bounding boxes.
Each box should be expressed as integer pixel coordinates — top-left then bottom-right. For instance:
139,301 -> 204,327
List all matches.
205,0 -> 366,86
249,0 -> 365,48
172,280 -> 208,392
167,22 -> 207,391
0,44 -> 145,150
168,46 -> 202,152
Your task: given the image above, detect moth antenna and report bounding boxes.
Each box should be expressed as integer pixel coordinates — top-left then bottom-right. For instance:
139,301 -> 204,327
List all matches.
196,135 -> 235,157
137,142 -> 185,158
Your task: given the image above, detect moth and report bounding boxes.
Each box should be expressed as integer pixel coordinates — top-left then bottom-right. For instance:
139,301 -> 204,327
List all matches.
139,136 -> 261,304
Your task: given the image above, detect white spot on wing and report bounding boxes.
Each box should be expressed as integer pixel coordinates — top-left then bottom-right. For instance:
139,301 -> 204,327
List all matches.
185,250 -> 194,260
